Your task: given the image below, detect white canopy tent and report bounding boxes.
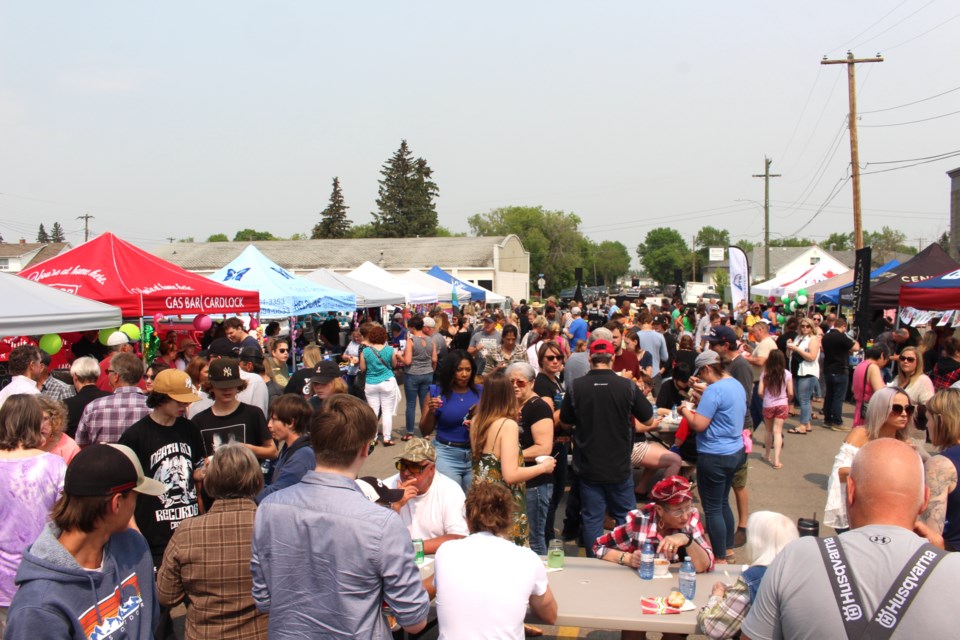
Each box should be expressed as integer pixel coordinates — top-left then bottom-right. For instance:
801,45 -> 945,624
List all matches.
302,268 -> 404,307
751,258 -> 849,299
399,269 -> 472,303
347,262 -> 438,305
1,272 -> 123,336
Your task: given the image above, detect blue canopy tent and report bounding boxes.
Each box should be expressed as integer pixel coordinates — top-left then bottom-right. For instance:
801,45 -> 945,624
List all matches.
210,245 -> 356,317
426,265 -> 505,304
811,260 -> 900,305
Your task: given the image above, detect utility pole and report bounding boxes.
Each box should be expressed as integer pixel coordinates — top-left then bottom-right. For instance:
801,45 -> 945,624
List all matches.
822,51 -> 884,250
166,237 -> 176,244
76,213 -> 94,242
752,157 -> 781,280
691,234 -> 696,281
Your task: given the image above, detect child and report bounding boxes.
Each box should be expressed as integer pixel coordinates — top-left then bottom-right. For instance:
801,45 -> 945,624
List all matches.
758,350 -> 792,469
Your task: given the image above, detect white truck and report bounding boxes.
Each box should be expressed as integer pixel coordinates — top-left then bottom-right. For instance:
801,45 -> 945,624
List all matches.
683,282 -> 718,305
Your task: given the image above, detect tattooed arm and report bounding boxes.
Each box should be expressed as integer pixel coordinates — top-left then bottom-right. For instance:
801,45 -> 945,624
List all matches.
920,454 -> 958,534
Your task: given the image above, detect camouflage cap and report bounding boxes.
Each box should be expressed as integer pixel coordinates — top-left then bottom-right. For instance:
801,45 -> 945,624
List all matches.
395,437 -> 437,463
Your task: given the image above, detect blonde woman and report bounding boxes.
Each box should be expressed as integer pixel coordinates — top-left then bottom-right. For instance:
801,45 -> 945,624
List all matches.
919,388 -> 960,551
36,396 -> 79,465
785,318 -> 821,435
889,345 -> 934,447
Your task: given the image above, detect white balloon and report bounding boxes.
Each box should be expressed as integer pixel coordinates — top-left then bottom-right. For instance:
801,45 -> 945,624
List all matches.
797,295 -> 808,306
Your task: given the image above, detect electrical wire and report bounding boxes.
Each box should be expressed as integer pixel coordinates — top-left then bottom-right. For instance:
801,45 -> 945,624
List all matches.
852,0 -> 939,51
778,117 -> 849,216
777,67 -> 824,164
859,151 -> 960,175
860,148 -> 960,165
861,83 -> 960,114
883,9 -> 960,51
826,0 -> 910,55
782,73 -> 844,176
860,108 -> 960,127
788,175 -> 852,237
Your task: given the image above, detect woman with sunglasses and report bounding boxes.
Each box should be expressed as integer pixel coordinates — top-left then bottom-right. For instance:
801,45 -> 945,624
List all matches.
851,345 -> 890,430
471,372 -> 556,547
824,386 -> 913,533
507,362 -> 555,556
265,337 -> 291,388
421,350 -> 481,493
889,345 -> 934,446
919,388 -> 960,551
786,318 -> 821,435
533,340 -> 570,546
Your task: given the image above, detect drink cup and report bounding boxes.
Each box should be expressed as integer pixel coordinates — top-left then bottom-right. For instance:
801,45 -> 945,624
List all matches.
654,557 -> 670,577
797,517 -> 820,537
547,539 -> 565,568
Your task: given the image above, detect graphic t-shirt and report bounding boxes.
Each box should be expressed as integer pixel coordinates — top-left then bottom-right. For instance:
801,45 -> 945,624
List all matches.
118,415 -> 204,565
190,402 -> 271,458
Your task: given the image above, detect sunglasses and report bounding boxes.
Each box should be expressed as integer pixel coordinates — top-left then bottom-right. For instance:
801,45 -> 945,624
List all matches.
890,404 -> 915,417
510,379 -> 528,388
543,355 -> 562,362
396,460 -> 431,475
277,348 -> 289,353
900,356 -> 917,363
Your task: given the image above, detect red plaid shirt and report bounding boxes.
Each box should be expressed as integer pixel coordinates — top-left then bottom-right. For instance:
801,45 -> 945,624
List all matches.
593,503 -> 715,570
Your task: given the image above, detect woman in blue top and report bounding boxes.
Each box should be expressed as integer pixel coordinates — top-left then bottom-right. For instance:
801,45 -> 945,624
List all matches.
359,324 -> 402,446
679,350 -> 747,563
420,350 -> 481,493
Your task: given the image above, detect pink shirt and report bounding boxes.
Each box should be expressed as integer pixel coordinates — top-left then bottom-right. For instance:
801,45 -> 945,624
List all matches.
762,370 -> 792,408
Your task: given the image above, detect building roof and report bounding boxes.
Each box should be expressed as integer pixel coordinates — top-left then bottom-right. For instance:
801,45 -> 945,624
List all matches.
704,246 -> 917,273
152,236 -> 517,272
0,242 -> 71,268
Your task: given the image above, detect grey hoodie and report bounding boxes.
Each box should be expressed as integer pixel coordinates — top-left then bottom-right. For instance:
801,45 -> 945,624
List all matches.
5,522 -> 158,639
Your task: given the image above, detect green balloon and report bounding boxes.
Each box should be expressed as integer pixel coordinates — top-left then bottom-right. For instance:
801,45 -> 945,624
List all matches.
99,327 -> 119,345
120,323 -> 141,342
781,295 -> 790,304
38,334 -> 62,355
797,288 -> 808,297
777,314 -> 785,324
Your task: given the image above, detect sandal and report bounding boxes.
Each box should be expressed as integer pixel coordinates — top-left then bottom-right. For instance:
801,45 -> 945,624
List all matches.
383,439 -> 395,447
401,434 -> 413,441
787,428 -> 808,435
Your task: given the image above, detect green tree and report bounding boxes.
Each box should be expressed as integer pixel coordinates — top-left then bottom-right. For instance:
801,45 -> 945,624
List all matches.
232,229 -> 275,242
713,268 -> 730,300
769,237 -> 815,247
863,226 -> 916,262
371,140 -> 439,237
938,231 -> 951,253
178,237 -> 195,243
36,224 -> 49,243
735,238 -> 757,253
694,226 -> 730,279
350,223 -> 377,238
50,222 -> 65,243
823,232 -> 853,251
592,241 -> 632,287
288,232 -> 308,240
435,226 -> 466,237
468,206 -> 587,292
312,177 -> 352,239
636,228 -> 689,287
207,233 -> 229,242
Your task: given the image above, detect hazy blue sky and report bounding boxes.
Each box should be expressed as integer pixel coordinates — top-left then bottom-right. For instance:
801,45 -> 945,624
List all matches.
1,2 -> 957,262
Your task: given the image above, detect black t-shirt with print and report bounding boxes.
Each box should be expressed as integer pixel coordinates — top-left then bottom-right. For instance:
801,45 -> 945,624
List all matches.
118,415 -> 204,567
191,402 -> 271,458
518,396 -> 554,488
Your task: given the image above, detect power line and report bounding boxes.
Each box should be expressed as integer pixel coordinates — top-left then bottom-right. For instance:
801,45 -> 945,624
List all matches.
859,151 -> 960,175
777,67 -> 824,164
789,175 -> 852,237
782,73 -> 844,176
884,10 -> 960,51
852,0 -> 938,50
826,0 -> 910,54
860,83 -> 960,114
860,148 -> 960,165
860,107 -> 960,127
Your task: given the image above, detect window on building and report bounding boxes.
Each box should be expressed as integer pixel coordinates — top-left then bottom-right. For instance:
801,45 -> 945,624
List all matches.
0,258 -> 8,270
810,257 -> 820,265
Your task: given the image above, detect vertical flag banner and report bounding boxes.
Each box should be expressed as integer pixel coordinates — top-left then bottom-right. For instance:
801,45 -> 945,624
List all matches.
852,246 -> 872,339
451,281 -> 459,309
728,246 -> 750,307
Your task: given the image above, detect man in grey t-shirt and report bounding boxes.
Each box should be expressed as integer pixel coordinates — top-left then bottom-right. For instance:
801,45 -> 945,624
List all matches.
467,315 -> 500,374
742,439 -> 957,640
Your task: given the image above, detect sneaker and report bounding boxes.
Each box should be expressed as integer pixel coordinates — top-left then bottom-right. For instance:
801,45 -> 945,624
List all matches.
733,527 -> 747,548
831,425 -> 851,432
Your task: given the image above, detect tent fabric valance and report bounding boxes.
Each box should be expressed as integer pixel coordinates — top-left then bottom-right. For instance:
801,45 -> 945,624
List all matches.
18,233 -> 260,317
302,269 -> 404,308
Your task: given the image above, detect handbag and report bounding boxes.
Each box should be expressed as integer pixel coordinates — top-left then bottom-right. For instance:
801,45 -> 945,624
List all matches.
858,363 -> 871,420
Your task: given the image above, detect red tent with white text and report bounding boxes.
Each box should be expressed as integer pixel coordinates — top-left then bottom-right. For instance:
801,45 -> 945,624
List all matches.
18,233 -> 259,317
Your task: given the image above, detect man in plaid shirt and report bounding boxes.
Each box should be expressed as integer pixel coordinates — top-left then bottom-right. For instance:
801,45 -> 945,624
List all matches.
593,475 -> 715,572
76,352 -> 149,446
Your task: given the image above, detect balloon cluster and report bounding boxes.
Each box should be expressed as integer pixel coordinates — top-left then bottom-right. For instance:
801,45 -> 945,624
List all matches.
779,288 -> 810,313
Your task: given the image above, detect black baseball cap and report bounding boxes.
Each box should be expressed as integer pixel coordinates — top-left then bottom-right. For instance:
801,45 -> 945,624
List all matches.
238,345 -> 264,362
208,357 -> 243,388
310,360 -> 341,385
356,476 -> 406,504
200,338 -> 239,358
65,444 -> 166,497
704,325 -> 738,348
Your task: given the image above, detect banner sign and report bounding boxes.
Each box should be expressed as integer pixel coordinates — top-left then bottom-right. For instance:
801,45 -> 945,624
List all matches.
852,247 -> 872,338
728,246 -> 750,307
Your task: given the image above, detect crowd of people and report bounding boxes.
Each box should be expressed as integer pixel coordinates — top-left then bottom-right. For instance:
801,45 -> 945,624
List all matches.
0,291 -> 957,639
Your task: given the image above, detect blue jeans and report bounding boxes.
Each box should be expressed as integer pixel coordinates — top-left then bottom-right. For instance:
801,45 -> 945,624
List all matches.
525,483 -> 553,556
696,449 -> 747,560
548,441 -> 570,543
750,382 -> 762,430
796,375 -> 818,425
435,441 -> 472,494
823,371 -> 849,425
580,476 -> 635,558
404,372 -> 433,435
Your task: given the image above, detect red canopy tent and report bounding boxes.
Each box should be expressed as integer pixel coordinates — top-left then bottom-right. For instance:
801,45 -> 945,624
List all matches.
19,233 -> 259,317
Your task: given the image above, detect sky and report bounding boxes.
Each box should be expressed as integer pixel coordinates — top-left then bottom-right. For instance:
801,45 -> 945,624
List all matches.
1,2 -> 958,267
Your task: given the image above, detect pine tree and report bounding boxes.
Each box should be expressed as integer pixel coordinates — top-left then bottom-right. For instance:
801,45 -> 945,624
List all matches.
371,140 -> 439,237
37,224 -> 50,244
50,222 -> 65,243
312,177 -> 352,239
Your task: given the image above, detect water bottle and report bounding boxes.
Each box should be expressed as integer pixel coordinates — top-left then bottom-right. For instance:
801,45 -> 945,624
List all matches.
671,404 -> 679,421
679,558 -> 696,599
638,540 -> 655,580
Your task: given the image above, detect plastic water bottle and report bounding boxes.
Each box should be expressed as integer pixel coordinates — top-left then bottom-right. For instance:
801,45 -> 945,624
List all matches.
679,558 -> 696,599
638,540 -> 655,580
671,404 -> 679,421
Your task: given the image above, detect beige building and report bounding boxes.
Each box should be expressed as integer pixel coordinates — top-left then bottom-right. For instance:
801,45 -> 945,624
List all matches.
0,241 -> 71,273
152,235 -> 531,301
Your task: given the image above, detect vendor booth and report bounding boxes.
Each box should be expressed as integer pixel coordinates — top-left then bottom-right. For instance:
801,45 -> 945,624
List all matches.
0,272 -> 123,336
347,262 -> 438,306
838,243 -> 959,307
302,268 -> 404,308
